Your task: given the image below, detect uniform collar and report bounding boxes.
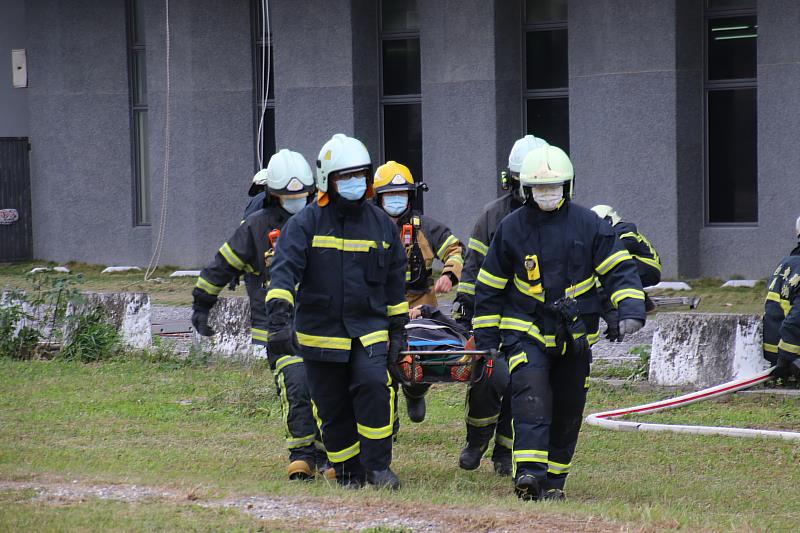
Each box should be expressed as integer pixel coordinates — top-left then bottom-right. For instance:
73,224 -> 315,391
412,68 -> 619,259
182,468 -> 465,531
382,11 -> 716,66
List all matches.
524,199 -> 568,222
791,242 -> 800,256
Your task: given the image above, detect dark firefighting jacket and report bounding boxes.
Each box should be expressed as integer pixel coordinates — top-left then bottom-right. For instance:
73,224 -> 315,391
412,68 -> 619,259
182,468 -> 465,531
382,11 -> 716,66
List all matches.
456,193 -> 523,313
192,205 -> 291,345
763,245 -> 800,362
473,201 -> 646,354
614,221 -> 661,288
265,199 -> 408,363
397,212 -> 463,298
244,191 -> 266,220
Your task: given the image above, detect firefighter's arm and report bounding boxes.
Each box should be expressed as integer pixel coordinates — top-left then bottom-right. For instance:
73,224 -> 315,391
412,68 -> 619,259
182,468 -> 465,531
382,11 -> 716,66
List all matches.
265,215 -> 308,320
425,216 -> 463,283
454,216 -> 487,317
778,289 -> 800,359
192,223 -> 257,311
386,224 -> 410,361
473,222 -> 511,351
593,221 -> 646,324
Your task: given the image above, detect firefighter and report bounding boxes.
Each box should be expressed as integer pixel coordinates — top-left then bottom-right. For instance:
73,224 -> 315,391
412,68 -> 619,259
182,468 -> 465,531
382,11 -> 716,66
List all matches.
191,149 -> 325,481
763,215 -> 800,381
372,161 -> 463,424
266,134 -> 408,490
591,204 -> 662,340
454,134 -> 547,476
473,145 -> 646,501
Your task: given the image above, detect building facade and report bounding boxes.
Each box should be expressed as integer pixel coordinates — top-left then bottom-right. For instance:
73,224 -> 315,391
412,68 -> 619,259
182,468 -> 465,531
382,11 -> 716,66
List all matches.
1,0 -> 798,278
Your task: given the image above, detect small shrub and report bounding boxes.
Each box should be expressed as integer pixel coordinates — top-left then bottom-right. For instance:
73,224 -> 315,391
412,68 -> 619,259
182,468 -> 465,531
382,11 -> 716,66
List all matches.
0,301 -> 40,360
57,309 -> 121,363
626,344 -> 651,381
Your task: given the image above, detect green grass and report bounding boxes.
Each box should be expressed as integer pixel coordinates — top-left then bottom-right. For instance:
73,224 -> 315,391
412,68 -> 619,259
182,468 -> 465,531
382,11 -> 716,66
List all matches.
652,277 -> 767,314
1,358 -> 799,531
0,261 -> 248,307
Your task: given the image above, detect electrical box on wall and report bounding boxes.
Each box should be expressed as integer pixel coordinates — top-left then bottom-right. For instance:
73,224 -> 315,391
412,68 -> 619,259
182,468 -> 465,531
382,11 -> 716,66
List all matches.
11,49 -> 27,88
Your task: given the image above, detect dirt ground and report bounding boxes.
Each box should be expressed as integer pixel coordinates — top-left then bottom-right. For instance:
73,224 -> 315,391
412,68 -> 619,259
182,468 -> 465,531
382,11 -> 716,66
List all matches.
0,478 -> 640,532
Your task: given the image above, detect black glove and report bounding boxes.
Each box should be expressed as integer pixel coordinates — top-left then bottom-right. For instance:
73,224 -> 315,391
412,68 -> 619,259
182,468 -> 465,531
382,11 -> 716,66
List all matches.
772,350 -> 800,380
450,297 -> 474,332
552,297 -> 590,357
602,309 -> 620,342
267,325 -> 297,356
228,275 -> 240,292
388,315 -> 408,363
191,309 -> 214,337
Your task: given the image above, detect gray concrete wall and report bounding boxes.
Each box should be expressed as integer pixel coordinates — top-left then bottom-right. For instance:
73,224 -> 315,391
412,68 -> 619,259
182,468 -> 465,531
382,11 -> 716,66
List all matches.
26,0 -> 152,264
144,0 -> 254,267
0,0 -> 29,137
419,0 -> 513,243
569,0 -> 681,279
698,0 -> 800,278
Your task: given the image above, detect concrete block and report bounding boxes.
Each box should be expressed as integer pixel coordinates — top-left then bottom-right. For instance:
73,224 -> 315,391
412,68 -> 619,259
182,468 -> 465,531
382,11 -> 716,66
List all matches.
722,280 -> 760,288
646,281 -> 692,291
29,266 -> 71,274
198,296 -> 253,357
66,292 -> 152,349
101,266 -> 142,274
170,270 -> 201,278
650,313 -> 770,388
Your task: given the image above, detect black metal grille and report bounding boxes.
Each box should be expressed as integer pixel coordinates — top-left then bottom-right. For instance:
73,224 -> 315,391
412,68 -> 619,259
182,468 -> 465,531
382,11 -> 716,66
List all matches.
0,137 -> 32,262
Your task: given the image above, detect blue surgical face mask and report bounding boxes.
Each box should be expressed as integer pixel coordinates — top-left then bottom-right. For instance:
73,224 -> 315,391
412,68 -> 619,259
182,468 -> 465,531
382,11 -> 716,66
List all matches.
382,194 -> 408,217
336,176 -> 367,201
280,196 -> 307,215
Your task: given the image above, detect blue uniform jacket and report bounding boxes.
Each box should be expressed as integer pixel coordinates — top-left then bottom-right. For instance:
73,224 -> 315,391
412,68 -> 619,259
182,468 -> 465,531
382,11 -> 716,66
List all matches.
266,200 -> 408,363
474,201 -> 646,353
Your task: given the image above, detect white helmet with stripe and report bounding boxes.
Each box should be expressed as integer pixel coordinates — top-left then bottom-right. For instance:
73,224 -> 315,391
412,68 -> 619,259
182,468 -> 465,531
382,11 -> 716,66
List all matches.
265,149 -> 315,197
315,134 -> 371,193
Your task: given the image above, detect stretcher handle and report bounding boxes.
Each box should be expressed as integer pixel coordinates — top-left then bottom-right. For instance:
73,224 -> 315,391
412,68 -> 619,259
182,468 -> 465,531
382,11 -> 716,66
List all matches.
398,350 -> 489,356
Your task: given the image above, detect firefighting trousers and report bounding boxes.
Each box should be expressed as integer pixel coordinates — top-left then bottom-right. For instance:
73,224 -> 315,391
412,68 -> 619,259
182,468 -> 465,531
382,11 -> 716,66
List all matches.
508,339 -> 591,490
464,356 -> 513,459
267,352 -> 324,465
303,341 -> 394,479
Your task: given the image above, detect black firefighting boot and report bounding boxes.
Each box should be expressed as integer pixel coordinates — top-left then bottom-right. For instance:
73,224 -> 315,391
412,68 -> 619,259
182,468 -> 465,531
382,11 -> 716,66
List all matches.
458,426 -> 493,470
405,395 -> 426,423
514,474 -> 544,501
335,458 -> 366,489
366,468 -> 401,491
543,488 -> 566,501
492,451 -> 512,476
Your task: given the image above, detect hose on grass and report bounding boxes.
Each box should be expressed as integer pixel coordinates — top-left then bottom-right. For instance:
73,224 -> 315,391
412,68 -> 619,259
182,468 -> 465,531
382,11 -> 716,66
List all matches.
585,367 -> 800,441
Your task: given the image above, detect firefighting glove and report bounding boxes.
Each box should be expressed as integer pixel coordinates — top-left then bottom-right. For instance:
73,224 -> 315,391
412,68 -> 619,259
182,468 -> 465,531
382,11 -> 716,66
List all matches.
617,319 -> 645,342
450,297 -> 474,332
191,309 -> 214,337
267,299 -> 297,356
388,315 -> 408,363
551,297 -> 590,357
772,350 -> 800,380
602,309 -> 620,342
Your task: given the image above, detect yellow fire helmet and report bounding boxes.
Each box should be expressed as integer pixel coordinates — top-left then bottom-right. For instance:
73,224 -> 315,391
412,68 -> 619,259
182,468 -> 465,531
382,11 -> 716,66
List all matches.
373,161 -> 416,195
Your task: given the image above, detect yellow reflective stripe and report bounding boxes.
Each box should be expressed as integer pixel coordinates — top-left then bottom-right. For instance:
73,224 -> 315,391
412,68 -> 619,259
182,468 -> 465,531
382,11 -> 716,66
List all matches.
286,434 -> 316,449
311,400 -> 323,438
547,460 -> 571,475
473,314 -> 501,329
496,433 -> 513,449
513,449 -> 548,463
468,237 -> 489,256
508,351 -> 528,373
278,372 -> 291,446
565,275 -> 597,298
477,268 -> 508,290
499,317 -> 546,345
265,288 -> 294,306
588,330 -> 600,346
387,301 -> 409,316
447,254 -> 464,266
513,275 -> 545,302
195,276 -> 224,296
635,254 -> 663,272
595,250 -> 633,275
778,339 -> 800,355
311,235 -> 379,253
405,271 -> 412,281
457,282 -> 475,296
766,291 -> 791,315
360,329 -> 389,347
382,241 -> 391,249
584,376 -> 590,389
327,441 -> 360,463
296,332 -> 352,351
763,342 -> 778,354
219,242 -> 254,273
357,421 -> 393,440
436,234 -> 459,260
610,288 -> 646,307
466,413 -> 500,427
619,232 -> 637,240
251,328 -> 269,342
275,355 -> 303,373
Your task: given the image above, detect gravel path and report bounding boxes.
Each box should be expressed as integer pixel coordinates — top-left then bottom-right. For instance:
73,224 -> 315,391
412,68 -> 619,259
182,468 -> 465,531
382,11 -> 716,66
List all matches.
0,479 -> 636,532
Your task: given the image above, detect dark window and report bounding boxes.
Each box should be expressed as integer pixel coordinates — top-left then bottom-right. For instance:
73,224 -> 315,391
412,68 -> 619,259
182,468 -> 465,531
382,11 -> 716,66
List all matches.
526,0 -> 568,24
126,0 -> 150,225
526,97 -> 569,154
705,5 -> 757,224
524,1 -> 569,154
382,39 -> 421,96
252,0 -> 275,170
380,0 -> 423,209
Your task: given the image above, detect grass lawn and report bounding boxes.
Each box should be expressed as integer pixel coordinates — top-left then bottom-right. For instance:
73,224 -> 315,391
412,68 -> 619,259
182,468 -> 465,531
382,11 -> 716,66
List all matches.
1,357 -> 798,531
